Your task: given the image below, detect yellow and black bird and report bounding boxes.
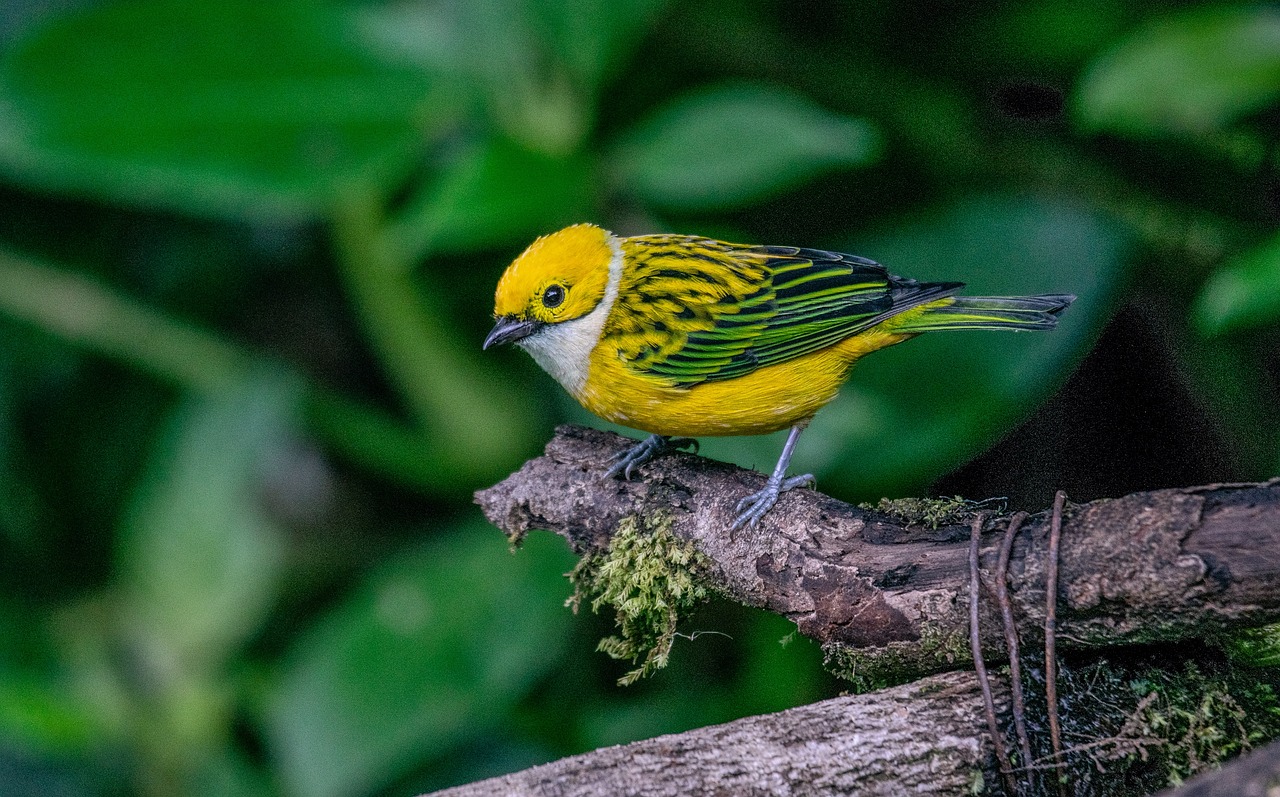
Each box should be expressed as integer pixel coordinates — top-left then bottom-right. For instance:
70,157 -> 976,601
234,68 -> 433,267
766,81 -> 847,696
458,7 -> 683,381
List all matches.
485,224 -> 1073,529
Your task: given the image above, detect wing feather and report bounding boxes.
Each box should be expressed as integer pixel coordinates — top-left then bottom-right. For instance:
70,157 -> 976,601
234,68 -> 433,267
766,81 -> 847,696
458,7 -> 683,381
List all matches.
604,236 -> 960,386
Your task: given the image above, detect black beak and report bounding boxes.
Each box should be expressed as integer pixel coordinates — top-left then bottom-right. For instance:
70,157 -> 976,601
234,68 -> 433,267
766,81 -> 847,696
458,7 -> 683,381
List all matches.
483,316 -> 543,350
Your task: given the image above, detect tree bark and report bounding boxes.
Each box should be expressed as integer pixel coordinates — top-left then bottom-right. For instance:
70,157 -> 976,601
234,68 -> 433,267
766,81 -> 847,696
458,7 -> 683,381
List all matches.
475,425 -> 1280,682
426,671 -> 1003,797
460,426 -> 1280,796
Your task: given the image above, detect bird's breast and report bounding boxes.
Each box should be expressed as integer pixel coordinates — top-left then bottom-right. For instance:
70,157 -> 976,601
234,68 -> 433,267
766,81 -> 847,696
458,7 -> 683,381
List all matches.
578,328 -> 910,437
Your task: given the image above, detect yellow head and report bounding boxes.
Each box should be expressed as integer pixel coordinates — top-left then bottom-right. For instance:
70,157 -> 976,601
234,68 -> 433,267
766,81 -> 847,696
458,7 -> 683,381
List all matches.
484,224 -> 622,394
490,224 -> 614,326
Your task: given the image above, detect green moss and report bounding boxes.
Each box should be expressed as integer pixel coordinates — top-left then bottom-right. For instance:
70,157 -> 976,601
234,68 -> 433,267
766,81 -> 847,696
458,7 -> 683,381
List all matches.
567,512 -> 714,685
1042,653 -> 1280,794
823,621 -> 970,691
1125,662 -> 1279,785
1222,623 -> 1280,667
859,495 -> 1005,529
827,640 -> 1280,793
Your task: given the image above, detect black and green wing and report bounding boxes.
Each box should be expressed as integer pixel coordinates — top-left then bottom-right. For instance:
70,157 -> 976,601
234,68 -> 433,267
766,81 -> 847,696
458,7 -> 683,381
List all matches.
604,236 -> 962,387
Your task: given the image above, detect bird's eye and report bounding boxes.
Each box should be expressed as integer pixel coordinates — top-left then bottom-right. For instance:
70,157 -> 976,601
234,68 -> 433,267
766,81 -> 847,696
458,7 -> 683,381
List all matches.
542,284 -> 566,308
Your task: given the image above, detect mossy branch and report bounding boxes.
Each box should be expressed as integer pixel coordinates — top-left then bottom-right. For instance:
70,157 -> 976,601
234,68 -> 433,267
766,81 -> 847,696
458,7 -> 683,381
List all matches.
477,425 -> 1280,688
565,513 -> 714,685
456,426 -> 1280,797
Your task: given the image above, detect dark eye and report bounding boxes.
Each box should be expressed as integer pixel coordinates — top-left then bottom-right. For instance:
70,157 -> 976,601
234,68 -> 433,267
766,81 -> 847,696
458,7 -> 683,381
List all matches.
542,284 -> 565,308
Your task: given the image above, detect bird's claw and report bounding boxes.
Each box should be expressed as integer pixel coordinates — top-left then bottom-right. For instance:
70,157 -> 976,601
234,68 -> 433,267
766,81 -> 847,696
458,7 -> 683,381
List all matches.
603,445 -> 647,480
605,434 -> 697,481
730,473 -> 815,531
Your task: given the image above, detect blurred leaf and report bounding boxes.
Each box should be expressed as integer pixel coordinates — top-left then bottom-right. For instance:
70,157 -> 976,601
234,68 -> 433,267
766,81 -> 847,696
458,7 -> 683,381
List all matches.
358,0 -> 663,154
996,0 -> 1126,71
388,135 -> 594,261
0,601 -> 117,761
0,366 -> 41,549
0,671 -> 102,755
0,0 -> 447,222
572,606 -> 827,753
331,195 -> 542,483
264,525 -> 576,797
364,0 -> 666,96
1194,232 -> 1280,336
189,749 -> 272,797
526,0 -> 669,92
682,196 -> 1125,498
356,0 -> 588,154
610,83 -> 880,211
119,374 -> 295,668
1075,7 -> 1280,137
0,248 -> 494,496
0,747 -> 104,797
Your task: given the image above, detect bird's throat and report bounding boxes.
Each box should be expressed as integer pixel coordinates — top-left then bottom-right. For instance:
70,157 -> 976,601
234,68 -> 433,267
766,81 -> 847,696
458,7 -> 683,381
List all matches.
520,235 -> 625,397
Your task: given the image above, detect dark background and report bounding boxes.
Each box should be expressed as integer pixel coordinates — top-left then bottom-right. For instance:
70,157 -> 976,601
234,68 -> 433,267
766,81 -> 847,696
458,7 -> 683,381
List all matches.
1,1 -> 1278,796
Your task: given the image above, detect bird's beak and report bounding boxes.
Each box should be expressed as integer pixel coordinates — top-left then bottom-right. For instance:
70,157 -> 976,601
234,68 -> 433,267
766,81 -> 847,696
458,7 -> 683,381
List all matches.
483,316 -> 543,350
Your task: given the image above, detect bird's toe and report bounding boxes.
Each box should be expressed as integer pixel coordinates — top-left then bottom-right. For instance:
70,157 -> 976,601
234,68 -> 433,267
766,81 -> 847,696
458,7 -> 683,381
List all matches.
781,473 -> 815,492
731,486 -> 779,531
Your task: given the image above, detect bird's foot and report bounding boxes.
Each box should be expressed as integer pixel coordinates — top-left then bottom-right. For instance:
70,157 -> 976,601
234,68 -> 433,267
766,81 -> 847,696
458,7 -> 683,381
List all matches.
604,435 -> 698,480
731,473 -> 815,531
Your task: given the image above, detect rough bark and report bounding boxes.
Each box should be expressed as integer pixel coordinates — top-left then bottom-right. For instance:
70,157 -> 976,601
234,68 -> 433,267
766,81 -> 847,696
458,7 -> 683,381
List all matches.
475,425 -> 1280,681
426,671 -> 1003,797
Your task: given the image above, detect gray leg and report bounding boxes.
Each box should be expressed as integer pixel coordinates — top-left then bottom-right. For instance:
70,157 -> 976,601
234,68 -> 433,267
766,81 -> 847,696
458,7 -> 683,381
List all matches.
605,434 -> 698,480
731,425 -> 815,530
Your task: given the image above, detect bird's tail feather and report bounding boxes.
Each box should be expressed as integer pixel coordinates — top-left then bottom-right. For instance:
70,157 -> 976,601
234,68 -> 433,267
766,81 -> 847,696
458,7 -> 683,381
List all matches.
895,294 -> 1076,332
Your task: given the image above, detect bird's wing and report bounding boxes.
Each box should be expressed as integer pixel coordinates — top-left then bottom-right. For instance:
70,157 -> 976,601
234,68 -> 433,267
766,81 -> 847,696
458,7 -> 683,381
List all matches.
604,236 -> 962,387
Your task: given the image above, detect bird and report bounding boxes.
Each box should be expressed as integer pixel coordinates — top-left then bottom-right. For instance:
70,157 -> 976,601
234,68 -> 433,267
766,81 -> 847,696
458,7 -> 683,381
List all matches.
483,223 -> 1074,530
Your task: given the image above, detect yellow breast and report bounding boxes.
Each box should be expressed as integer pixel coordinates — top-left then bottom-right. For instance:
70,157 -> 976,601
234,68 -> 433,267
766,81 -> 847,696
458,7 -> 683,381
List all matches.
577,322 -> 916,437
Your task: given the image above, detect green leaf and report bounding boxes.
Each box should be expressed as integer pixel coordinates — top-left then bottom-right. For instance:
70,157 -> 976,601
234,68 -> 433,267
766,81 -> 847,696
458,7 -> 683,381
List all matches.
1194,232 -> 1280,335
359,0 -> 664,154
996,0 -> 1126,71
119,375 -> 296,667
0,365 -> 41,549
0,602 -> 115,768
0,0 -> 448,222
1075,7 -> 1280,137
1224,624 -> 1280,667
610,83 -> 880,211
525,0 -> 670,91
680,196 -> 1125,498
0,671 -> 103,755
356,1 -> 588,155
387,135 -> 595,261
189,749 -> 273,797
264,525 -> 576,797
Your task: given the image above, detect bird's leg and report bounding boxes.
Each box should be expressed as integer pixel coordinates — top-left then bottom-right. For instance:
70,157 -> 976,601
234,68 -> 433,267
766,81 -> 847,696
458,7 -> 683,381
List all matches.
731,425 -> 815,530
605,434 -> 698,480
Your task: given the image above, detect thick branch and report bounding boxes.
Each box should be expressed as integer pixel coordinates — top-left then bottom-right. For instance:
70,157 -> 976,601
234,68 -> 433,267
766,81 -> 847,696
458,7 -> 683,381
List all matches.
426,671 -> 1002,797
476,425 -> 1280,680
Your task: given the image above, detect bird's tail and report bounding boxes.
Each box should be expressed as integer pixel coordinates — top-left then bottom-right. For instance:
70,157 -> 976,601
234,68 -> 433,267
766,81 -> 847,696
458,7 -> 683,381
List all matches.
894,294 -> 1076,333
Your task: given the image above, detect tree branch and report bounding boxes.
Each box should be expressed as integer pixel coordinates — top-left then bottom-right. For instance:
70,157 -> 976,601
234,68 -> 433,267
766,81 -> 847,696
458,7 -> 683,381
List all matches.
426,671 -> 1003,797
476,425 -> 1280,682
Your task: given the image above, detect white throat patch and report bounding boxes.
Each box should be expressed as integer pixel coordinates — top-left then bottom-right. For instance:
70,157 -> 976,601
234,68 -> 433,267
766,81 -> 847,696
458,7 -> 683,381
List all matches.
518,235 -> 624,397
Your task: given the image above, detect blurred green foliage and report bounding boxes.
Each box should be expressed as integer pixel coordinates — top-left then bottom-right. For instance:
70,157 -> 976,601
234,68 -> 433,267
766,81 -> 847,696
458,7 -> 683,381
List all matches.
0,1 -> 1277,796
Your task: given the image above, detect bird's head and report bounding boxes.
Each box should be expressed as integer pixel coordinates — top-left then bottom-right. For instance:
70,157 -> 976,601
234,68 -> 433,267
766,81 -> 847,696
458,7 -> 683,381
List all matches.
484,223 -> 617,351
